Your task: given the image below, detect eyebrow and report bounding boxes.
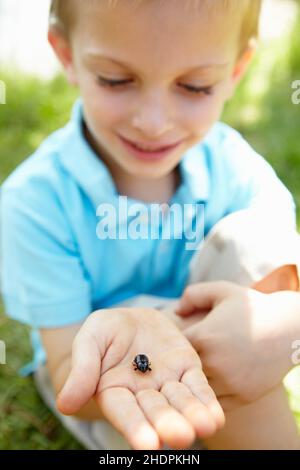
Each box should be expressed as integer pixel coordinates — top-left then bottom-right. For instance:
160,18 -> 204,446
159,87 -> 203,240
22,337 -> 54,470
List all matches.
85,53 -> 230,73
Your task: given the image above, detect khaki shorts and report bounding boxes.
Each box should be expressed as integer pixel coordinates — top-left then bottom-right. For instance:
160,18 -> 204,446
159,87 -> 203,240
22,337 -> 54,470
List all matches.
33,209 -> 300,450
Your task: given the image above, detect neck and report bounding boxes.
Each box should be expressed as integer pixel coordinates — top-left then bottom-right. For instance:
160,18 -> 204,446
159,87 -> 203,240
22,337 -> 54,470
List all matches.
115,167 -> 181,204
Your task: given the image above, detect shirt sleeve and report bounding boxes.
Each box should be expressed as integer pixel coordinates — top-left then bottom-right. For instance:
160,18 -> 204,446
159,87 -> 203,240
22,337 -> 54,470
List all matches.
0,185 -> 92,329
220,125 -> 297,230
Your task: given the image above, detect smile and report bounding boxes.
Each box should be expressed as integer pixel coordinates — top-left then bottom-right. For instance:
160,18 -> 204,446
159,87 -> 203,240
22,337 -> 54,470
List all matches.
119,136 -> 183,161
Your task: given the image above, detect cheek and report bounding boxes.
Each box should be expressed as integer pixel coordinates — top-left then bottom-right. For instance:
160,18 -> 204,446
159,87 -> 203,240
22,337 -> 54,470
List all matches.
182,96 -> 226,134
78,71 -> 130,126
83,88 -> 130,130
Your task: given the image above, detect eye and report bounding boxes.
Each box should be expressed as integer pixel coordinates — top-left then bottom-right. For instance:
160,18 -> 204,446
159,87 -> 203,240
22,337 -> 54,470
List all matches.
97,76 -> 213,96
179,84 -> 213,95
97,76 -> 132,87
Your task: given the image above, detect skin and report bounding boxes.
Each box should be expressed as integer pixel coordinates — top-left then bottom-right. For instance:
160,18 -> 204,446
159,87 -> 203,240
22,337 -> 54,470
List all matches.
48,0 -> 255,202
44,0 -> 300,449
175,274 -> 300,411
55,307 -> 225,450
174,278 -> 300,449
161,265 -> 300,408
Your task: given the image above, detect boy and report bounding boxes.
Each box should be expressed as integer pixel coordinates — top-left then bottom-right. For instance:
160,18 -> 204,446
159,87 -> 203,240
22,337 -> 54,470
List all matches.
1,0 -> 300,449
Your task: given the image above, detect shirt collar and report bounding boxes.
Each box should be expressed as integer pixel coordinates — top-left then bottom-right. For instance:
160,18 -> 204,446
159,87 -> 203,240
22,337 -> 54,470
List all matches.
175,142 -> 210,204
59,99 -> 118,209
59,98 -> 210,209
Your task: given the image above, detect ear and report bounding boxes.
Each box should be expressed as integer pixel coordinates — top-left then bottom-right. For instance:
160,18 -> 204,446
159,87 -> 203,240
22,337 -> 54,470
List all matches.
232,39 -> 257,83
48,27 -> 78,86
225,39 -> 257,99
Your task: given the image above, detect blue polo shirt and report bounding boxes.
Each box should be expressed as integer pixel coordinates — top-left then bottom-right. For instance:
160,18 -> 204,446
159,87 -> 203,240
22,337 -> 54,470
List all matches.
0,99 -> 296,376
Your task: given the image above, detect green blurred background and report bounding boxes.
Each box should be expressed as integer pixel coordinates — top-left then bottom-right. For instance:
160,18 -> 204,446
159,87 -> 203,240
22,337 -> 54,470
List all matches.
0,1 -> 300,450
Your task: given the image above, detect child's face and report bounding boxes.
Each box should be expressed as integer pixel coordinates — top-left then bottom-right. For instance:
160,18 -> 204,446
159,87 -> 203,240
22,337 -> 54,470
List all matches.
51,0 -> 253,181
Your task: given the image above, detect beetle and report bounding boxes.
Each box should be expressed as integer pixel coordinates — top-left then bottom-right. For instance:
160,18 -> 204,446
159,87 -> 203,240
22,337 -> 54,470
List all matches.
132,354 -> 152,373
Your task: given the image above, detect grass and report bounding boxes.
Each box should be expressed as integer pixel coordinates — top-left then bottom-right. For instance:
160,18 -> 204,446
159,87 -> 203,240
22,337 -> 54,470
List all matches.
1,9 -> 300,449
0,300 -> 83,449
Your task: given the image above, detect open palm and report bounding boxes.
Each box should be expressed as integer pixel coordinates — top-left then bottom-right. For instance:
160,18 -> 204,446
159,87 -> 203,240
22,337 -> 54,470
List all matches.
57,307 -> 224,450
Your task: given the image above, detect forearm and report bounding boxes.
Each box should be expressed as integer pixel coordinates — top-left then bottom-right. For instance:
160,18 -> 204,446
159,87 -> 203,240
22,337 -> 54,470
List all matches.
52,355 -> 105,421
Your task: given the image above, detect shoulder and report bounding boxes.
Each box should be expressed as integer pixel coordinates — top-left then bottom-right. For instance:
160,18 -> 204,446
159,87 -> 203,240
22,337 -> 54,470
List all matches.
203,121 -> 256,159
202,121 -> 269,178
0,105 -> 84,232
0,123 -> 80,251
2,126 -> 72,202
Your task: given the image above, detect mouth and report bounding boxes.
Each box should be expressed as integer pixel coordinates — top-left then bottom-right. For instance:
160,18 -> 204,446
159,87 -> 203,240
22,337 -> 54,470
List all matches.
118,136 -> 183,161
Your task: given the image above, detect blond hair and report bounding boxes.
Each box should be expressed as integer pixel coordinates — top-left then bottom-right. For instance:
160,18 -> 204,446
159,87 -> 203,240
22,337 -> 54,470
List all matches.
49,0 -> 262,57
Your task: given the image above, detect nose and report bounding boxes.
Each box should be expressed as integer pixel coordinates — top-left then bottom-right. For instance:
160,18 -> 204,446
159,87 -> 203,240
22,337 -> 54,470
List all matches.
131,90 -> 174,139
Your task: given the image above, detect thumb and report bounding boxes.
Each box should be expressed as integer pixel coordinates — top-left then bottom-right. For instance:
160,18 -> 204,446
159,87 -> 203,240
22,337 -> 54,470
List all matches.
175,281 -> 243,317
56,329 -> 101,416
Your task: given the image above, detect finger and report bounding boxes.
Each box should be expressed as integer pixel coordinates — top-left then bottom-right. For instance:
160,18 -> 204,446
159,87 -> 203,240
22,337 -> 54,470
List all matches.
57,330 -> 100,415
136,389 -> 196,450
175,281 -> 242,317
161,380 -> 218,439
181,368 -> 225,430
97,387 -> 160,450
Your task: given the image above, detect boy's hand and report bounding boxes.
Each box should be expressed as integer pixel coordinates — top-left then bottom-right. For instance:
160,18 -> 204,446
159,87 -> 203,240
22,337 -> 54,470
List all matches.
176,281 -> 299,411
56,308 -> 225,450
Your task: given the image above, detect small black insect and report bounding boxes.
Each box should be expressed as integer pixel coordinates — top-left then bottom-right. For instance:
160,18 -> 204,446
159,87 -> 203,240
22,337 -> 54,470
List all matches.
133,354 -> 152,373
